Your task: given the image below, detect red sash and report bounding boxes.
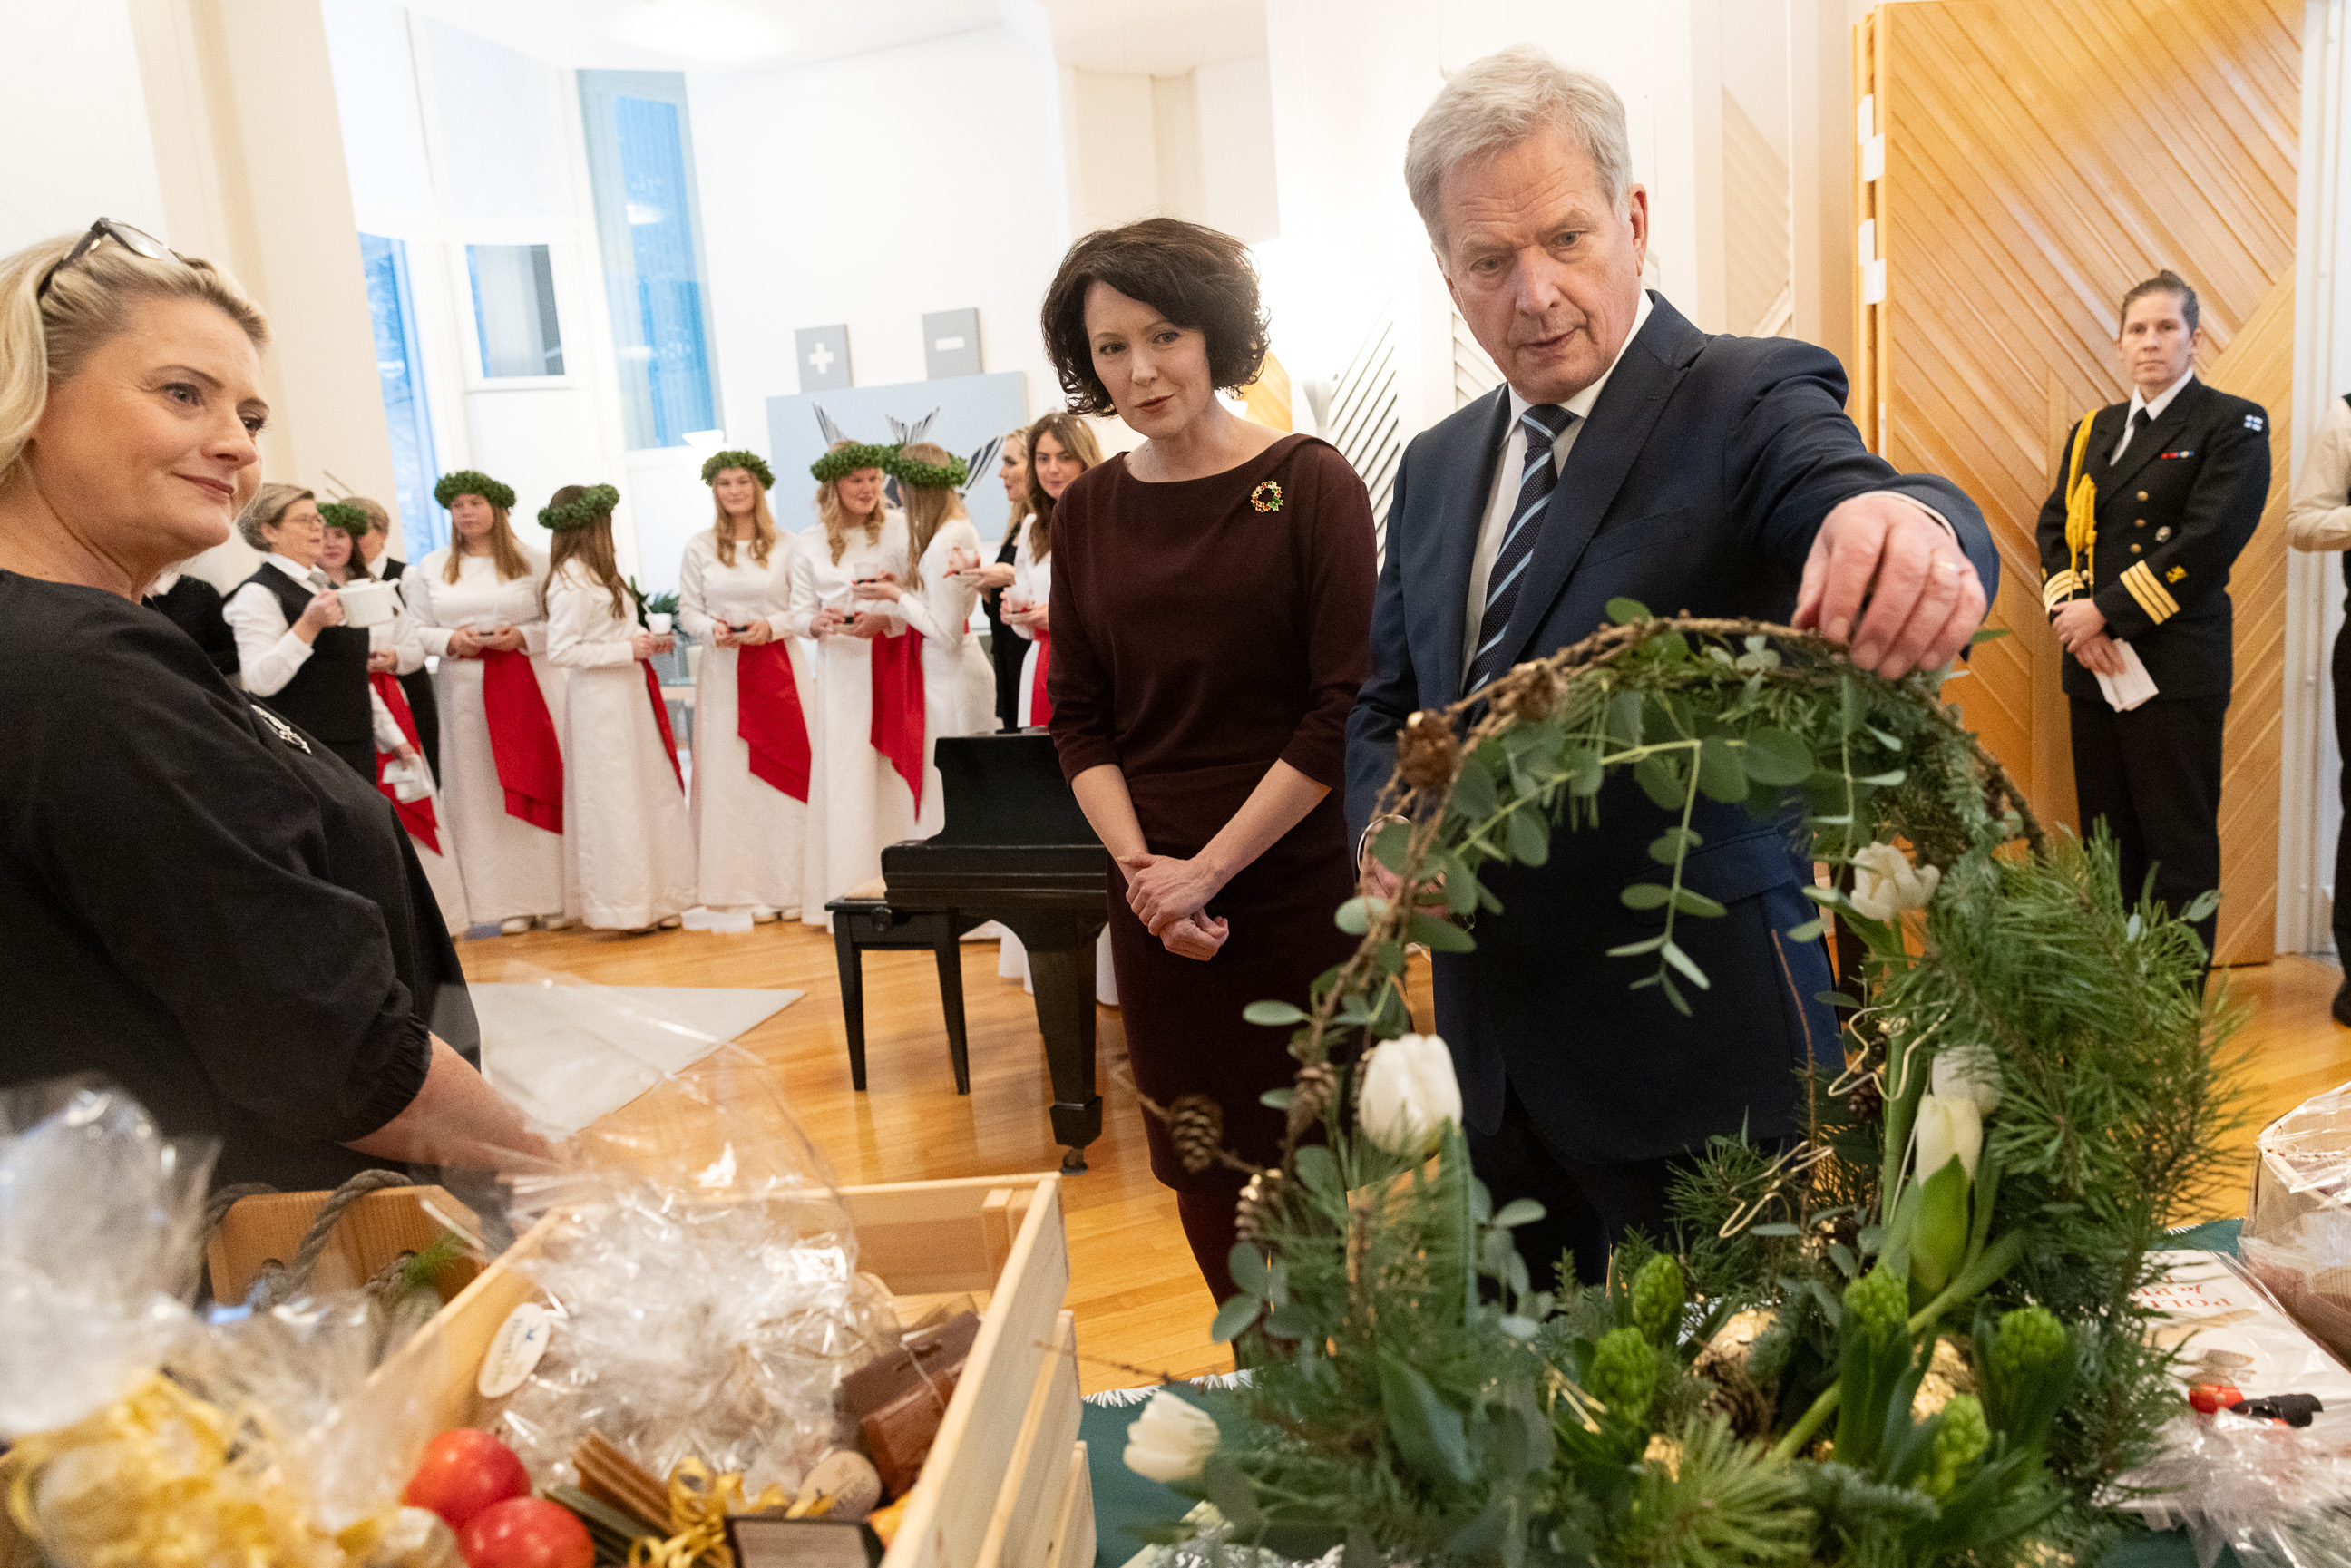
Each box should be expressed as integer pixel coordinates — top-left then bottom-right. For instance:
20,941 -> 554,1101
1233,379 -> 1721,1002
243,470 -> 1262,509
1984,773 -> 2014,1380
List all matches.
369,670 -> 441,854
481,647 -> 563,833
869,628 -> 927,811
1028,628 -> 1053,727
736,639 -> 811,801
641,660 -> 684,790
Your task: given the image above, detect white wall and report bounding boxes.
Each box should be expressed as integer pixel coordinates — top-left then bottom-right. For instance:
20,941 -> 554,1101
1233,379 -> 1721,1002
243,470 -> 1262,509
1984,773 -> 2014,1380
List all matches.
0,1 -> 170,256
688,25 -> 1074,511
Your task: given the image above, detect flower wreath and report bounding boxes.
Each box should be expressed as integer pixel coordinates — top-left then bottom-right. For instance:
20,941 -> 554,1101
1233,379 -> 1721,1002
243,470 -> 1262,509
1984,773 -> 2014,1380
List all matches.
883,447 -> 969,491
808,443 -> 898,484
699,450 -> 775,490
536,483 -> 620,533
316,501 -> 369,539
433,470 -> 515,511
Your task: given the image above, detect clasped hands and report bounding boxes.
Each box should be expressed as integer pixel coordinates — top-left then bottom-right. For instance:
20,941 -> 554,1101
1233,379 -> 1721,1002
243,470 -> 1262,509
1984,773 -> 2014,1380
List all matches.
444,624 -> 525,658
712,619 -> 775,648
2049,599 -> 2126,677
1119,852 -> 1231,962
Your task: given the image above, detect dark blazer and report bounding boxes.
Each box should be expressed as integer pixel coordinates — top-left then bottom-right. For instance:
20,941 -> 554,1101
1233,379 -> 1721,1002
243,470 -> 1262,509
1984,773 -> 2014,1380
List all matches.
2033,378 -> 2269,701
1345,293 -> 1999,1164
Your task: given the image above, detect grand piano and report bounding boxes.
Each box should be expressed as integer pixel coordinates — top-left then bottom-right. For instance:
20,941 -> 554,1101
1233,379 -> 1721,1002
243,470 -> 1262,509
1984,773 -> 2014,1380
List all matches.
832,732 -> 1108,1172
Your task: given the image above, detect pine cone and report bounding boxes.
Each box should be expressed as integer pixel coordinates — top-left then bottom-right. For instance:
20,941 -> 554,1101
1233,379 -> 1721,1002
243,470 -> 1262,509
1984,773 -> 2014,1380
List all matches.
1235,1169 -> 1287,1244
1847,1074 -> 1885,1124
1166,1094 -> 1225,1174
1700,1367 -> 1780,1442
1496,666 -> 1562,722
1397,711 -> 1461,792
1286,1063 -> 1337,1144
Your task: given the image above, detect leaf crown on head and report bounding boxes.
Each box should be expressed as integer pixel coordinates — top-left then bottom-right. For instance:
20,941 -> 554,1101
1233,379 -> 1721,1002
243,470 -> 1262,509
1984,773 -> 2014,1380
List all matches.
700,450 -> 776,489
433,470 -> 515,511
883,447 -> 970,491
317,502 -> 369,538
537,483 -> 620,532
808,443 -> 898,483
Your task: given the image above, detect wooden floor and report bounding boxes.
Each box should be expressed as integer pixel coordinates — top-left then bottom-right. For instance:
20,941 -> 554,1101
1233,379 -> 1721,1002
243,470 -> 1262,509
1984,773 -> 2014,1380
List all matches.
459,922 -> 2351,1395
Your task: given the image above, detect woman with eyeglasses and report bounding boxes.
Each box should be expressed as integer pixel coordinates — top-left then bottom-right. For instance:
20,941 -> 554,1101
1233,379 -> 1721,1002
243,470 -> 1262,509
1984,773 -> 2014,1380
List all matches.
0,222 -> 543,1190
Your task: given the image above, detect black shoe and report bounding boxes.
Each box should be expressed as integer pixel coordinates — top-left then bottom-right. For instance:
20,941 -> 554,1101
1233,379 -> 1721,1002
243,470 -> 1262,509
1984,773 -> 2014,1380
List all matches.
2333,979 -> 2351,1029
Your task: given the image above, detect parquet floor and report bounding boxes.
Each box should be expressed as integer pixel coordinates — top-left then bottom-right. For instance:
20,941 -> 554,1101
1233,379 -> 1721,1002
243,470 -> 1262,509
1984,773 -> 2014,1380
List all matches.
458,922 -> 2351,1395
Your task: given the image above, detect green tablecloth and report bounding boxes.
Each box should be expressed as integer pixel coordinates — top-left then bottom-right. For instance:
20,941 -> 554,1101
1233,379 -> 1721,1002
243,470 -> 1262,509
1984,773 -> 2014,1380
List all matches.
1079,1219 -> 2248,1568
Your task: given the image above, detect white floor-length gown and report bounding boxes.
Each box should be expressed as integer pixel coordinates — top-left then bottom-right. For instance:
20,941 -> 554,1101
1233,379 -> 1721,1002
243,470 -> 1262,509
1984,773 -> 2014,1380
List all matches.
366,591 -> 471,932
404,549 -> 569,925
544,564 -> 697,930
787,511 -> 918,927
993,515 -> 1116,1004
678,528 -> 809,914
893,516 -> 1001,835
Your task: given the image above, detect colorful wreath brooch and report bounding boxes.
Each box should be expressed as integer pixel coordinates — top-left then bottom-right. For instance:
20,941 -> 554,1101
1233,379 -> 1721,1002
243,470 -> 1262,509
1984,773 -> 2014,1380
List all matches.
1250,480 -> 1284,513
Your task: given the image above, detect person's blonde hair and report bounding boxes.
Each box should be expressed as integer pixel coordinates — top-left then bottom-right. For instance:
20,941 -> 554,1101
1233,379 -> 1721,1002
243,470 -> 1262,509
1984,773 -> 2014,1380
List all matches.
440,495 -> 532,585
814,440 -> 886,566
0,229 -> 268,487
897,442 -> 971,592
238,482 -> 315,550
545,485 -> 629,622
1022,412 -> 1100,563
709,465 -> 778,569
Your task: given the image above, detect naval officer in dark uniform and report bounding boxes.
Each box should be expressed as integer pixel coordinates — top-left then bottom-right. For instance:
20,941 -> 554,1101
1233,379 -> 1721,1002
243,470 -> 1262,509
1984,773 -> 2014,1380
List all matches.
2035,271 -> 2270,962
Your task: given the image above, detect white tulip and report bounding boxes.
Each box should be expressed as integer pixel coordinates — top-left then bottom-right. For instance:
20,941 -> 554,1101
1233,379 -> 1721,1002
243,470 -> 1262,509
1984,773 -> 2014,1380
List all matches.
1929,1044 -> 2003,1115
1124,1388 -> 1220,1483
1847,842 -> 1941,922
1913,1091 -> 1983,1183
1358,1034 -> 1463,1156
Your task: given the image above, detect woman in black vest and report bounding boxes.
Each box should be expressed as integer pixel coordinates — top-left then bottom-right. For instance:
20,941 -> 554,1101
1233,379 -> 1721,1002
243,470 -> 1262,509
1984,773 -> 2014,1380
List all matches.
223,482 -> 397,778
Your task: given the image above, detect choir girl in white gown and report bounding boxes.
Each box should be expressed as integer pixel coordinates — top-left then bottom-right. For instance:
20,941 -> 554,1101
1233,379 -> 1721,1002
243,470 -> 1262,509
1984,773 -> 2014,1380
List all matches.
320,502 -> 469,933
403,472 -> 570,934
1004,412 -> 1103,727
993,414 -> 1117,1004
541,483 -> 697,932
850,442 -> 999,833
791,442 -> 917,927
678,450 -> 810,920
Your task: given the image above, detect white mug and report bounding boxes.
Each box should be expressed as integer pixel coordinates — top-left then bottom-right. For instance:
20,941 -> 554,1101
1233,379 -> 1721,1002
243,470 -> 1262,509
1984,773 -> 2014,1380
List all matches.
646,611 -> 673,636
339,579 -> 399,628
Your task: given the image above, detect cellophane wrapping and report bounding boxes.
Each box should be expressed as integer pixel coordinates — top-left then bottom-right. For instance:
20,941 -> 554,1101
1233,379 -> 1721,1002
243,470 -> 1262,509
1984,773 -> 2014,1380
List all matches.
484,1049 -> 900,1498
2244,1080 -> 2351,1367
0,1076 -> 455,1566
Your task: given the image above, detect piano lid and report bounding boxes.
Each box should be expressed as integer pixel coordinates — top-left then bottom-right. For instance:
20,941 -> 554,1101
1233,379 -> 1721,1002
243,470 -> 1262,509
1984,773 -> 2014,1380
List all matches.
923,732 -> 1100,847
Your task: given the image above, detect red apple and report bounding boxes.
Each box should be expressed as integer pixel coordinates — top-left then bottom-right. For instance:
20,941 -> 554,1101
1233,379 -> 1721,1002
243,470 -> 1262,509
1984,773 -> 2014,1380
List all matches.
403,1427 -> 530,1531
457,1497 -> 595,1568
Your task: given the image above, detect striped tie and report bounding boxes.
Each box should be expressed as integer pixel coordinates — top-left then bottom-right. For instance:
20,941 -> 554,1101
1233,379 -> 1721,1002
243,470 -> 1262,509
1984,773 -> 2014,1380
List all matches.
1465,403 -> 1575,696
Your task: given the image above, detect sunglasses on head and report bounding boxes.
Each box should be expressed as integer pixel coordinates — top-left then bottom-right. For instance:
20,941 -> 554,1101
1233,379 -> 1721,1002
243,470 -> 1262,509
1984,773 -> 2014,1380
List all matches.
34,218 -> 189,302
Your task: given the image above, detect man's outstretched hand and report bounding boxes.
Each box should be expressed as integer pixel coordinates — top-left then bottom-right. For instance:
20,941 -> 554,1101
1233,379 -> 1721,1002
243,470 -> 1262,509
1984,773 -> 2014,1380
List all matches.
1793,493 -> 1987,678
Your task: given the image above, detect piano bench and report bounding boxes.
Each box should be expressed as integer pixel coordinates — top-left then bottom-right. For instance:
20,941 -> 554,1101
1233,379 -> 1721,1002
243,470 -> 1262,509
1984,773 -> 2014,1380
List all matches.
824,895 -> 993,1096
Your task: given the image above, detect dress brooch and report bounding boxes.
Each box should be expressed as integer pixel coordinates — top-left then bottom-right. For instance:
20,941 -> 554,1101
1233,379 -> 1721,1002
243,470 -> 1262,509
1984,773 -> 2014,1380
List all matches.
1250,480 -> 1284,513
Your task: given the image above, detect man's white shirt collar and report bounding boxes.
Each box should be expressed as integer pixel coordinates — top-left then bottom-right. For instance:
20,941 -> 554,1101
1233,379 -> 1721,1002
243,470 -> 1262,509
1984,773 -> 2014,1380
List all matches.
264,551 -> 323,585
1507,288 -> 1656,429
2129,368 -> 2195,426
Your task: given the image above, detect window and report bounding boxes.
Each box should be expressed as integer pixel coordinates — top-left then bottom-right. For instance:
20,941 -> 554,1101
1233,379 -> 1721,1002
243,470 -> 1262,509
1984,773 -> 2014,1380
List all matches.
578,69 -> 719,449
466,243 -> 564,377
357,234 -> 444,557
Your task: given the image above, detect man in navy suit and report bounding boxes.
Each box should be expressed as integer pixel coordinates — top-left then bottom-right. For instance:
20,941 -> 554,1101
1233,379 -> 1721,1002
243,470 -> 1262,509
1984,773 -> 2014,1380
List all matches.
1346,45 -> 2000,1288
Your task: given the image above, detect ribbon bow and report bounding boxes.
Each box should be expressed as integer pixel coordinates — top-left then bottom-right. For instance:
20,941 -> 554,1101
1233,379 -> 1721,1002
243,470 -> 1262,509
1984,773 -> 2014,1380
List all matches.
629,1457 -> 788,1568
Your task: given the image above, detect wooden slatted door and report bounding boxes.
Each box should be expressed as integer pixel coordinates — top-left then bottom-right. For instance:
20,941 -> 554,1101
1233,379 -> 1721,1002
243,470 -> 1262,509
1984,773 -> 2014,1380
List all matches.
1856,0 -> 2300,966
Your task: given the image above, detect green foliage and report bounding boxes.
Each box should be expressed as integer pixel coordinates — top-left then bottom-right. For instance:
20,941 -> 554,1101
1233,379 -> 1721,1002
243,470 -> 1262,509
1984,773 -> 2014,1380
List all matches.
537,482 -> 619,532
698,448 -> 775,488
809,442 -> 897,482
1165,618 -> 2241,1568
434,468 -> 514,510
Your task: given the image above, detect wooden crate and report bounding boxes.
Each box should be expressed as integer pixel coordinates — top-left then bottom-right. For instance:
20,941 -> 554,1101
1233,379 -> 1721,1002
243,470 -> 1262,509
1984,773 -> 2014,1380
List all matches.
364,1172 -> 1076,1568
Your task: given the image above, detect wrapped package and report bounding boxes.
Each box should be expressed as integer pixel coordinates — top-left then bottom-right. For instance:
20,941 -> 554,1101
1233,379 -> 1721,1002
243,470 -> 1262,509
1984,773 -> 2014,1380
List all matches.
485,1050 -> 900,1499
2116,1250 -> 2351,1564
0,1076 -> 455,1567
2245,1080 -> 2351,1366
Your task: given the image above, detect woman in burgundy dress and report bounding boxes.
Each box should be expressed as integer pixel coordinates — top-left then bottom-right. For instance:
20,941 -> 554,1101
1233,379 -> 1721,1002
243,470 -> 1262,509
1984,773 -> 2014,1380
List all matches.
1040,219 -> 1377,1300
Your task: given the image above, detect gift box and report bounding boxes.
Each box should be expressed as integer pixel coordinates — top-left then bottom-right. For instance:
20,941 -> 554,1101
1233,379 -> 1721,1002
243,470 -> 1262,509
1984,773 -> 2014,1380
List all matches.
2241,1080 -> 2351,1367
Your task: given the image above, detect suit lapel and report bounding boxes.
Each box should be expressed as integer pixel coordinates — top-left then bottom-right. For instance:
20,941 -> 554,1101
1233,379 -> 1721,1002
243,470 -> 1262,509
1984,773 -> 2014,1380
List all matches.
2103,380 -> 2206,496
1426,388 -> 1516,701
1492,297 -> 1695,672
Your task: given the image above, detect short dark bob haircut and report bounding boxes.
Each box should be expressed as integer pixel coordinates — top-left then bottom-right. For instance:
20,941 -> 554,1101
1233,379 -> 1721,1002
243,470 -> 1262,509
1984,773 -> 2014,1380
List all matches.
1039,218 -> 1272,417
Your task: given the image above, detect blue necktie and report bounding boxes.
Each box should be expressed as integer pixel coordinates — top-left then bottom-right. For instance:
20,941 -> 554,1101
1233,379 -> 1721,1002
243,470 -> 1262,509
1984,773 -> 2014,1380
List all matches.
1465,403 -> 1576,695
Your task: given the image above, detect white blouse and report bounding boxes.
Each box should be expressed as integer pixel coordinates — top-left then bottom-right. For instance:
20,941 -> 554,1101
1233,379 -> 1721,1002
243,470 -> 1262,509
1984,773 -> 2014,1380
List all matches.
678,529 -> 792,639
545,564 -> 644,667
227,554 -> 407,751
403,548 -> 553,657
785,511 -> 912,638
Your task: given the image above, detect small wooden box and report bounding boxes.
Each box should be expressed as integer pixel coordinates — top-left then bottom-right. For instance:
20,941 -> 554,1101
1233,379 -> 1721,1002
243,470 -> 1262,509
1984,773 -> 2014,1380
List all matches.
364,1173 -> 1081,1568
207,1184 -> 483,1305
